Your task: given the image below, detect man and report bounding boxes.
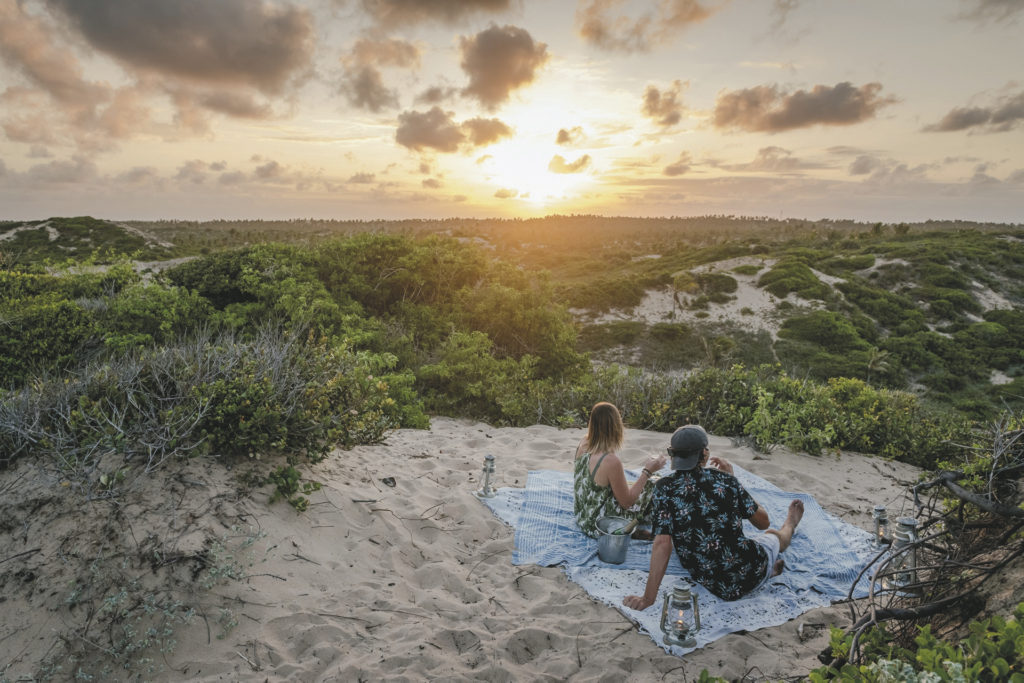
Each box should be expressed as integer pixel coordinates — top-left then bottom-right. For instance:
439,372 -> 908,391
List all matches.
623,425 -> 804,607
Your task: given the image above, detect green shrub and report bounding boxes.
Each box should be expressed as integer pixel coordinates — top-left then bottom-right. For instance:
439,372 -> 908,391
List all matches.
758,260 -> 831,300
778,311 -> 870,354
810,602 -> 1024,682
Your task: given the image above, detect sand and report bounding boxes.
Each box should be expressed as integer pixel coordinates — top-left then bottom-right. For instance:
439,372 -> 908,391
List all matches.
0,417 -> 922,681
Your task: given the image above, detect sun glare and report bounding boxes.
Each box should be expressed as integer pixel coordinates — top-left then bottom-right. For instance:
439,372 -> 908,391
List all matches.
480,139 -> 593,206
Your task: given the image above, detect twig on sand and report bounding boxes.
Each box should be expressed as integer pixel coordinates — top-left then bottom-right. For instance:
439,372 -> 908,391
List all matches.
465,548 -> 507,579
0,548 -> 41,565
284,552 -> 321,565
236,649 -> 260,671
316,612 -> 371,624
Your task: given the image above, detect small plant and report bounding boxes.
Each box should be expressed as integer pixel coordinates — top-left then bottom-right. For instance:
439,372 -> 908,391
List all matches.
267,464 -> 322,512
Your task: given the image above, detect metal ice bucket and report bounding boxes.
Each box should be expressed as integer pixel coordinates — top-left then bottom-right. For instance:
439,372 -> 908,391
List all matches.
596,516 -> 631,564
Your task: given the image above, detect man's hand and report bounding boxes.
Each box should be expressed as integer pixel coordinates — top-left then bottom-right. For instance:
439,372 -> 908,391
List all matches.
707,455 -> 733,475
623,594 -> 656,610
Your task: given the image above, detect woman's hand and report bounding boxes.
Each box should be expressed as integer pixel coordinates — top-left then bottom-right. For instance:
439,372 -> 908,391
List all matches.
644,453 -> 667,474
707,456 -> 733,475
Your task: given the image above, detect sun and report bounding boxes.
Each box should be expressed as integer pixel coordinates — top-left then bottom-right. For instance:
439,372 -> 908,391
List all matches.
478,138 -> 593,206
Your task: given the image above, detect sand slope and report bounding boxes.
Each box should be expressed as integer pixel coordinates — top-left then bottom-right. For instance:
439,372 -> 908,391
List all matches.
0,418 -> 921,681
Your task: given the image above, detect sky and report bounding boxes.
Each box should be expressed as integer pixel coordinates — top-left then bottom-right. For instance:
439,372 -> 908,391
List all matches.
0,0 -> 1022,223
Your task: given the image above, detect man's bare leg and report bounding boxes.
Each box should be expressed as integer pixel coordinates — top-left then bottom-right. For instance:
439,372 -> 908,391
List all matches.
766,500 -> 804,575
768,499 -> 804,551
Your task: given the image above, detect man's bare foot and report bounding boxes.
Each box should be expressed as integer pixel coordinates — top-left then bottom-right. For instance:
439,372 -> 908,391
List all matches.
786,499 -> 804,529
771,558 -> 786,577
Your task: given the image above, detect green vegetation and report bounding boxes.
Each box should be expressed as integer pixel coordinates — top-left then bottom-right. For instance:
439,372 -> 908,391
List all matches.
810,603 -> 1024,681
3,215 -> 1024,678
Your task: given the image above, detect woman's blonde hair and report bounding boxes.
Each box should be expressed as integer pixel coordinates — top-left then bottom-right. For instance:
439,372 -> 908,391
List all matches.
585,402 -> 624,456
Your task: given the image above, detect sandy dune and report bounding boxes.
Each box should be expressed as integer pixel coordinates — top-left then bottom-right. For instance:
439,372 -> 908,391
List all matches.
137,418 -> 919,681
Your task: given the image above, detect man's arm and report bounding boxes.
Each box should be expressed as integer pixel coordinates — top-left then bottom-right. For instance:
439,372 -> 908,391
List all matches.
623,534 -> 672,610
749,504 -> 770,530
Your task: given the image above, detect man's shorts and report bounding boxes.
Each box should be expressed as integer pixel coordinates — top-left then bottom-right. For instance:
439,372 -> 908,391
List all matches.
751,533 -> 781,584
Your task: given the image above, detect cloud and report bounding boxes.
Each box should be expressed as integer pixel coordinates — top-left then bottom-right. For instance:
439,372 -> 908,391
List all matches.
494,187 -> 518,198
548,154 -> 591,173
416,86 -> 458,105
663,151 -> 692,176
556,126 -> 584,145
924,90 -> 1024,133
0,0 -> 109,112
348,172 -> 376,183
339,38 -> 420,112
576,0 -> 720,52
957,0 -> 1024,22
1008,169 -> 1024,184
197,91 -> 273,119
461,117 -> 513,145
342,65 -> 399,112
395,107 -> 464,152
849,154 -> 885,175
116,165 -> 160,184
422,178 -> 442,189
44,0 -> 314,94
713,81 -> 897,132
459,25 -> 549,111
24,155 -> 97,184
724,146 -> 824,172
358,0 -> 511,27
348,37 -> 420,69
642,80 -> 686,126
395,107 -> 513,153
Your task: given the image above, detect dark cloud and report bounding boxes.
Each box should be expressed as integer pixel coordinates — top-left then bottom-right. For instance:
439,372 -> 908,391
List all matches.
25,155 -> 97,183
849,154 -> 884,175
340,38 -> 420,112
218,170 -> 246,186
395,107 -> 513,153
422,178 -> 442,189
348,172 -> 376,183
254,160 -> 284,180
924,91 -> 1024,133
175,159 -> 213,184
116,166 -> 159,184
576,0 -> 720,53
44,0 -> 314,93
725,146 -> 824,172
713,81 -> 896,132
462,117 -> 513,146
359,0 -> 511,27
348,38 -> 420,68
494,187 -> 518,198
642,80 -> 686,127
28,145 -> 53,159
459,25 -> 549,111
1008,169 -> 1024,184
395,107 -> 464,152
957,0 -> 1024,22
342,65 -> 399,112
556,126 -> 584,145
198,92 -> 273,119
663,151 -> 692,176
548,154 -> 591,173
0,0 -> 108,112
416,86 -> 458,105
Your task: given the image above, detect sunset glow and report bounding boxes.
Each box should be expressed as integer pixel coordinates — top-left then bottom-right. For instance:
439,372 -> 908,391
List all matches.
0,0 -> 1021,222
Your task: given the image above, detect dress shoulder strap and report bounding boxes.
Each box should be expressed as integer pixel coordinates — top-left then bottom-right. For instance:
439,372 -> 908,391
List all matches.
587,451 -> 610,483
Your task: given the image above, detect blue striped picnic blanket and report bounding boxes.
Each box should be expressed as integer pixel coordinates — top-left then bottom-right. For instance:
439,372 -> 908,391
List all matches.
480,465 -> 880,654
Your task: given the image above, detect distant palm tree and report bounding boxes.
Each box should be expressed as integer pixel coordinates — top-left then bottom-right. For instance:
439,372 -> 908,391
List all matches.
866,346 -> 891,384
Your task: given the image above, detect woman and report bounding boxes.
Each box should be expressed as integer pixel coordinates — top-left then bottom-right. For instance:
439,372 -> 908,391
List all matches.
573,402 -> 667,537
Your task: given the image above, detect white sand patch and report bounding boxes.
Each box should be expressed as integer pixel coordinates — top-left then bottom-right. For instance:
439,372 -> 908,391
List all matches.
0,220 -> 58,243
971,280 -> 1015,312
574,256 -> 826,339
991,370 -> 1013,385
